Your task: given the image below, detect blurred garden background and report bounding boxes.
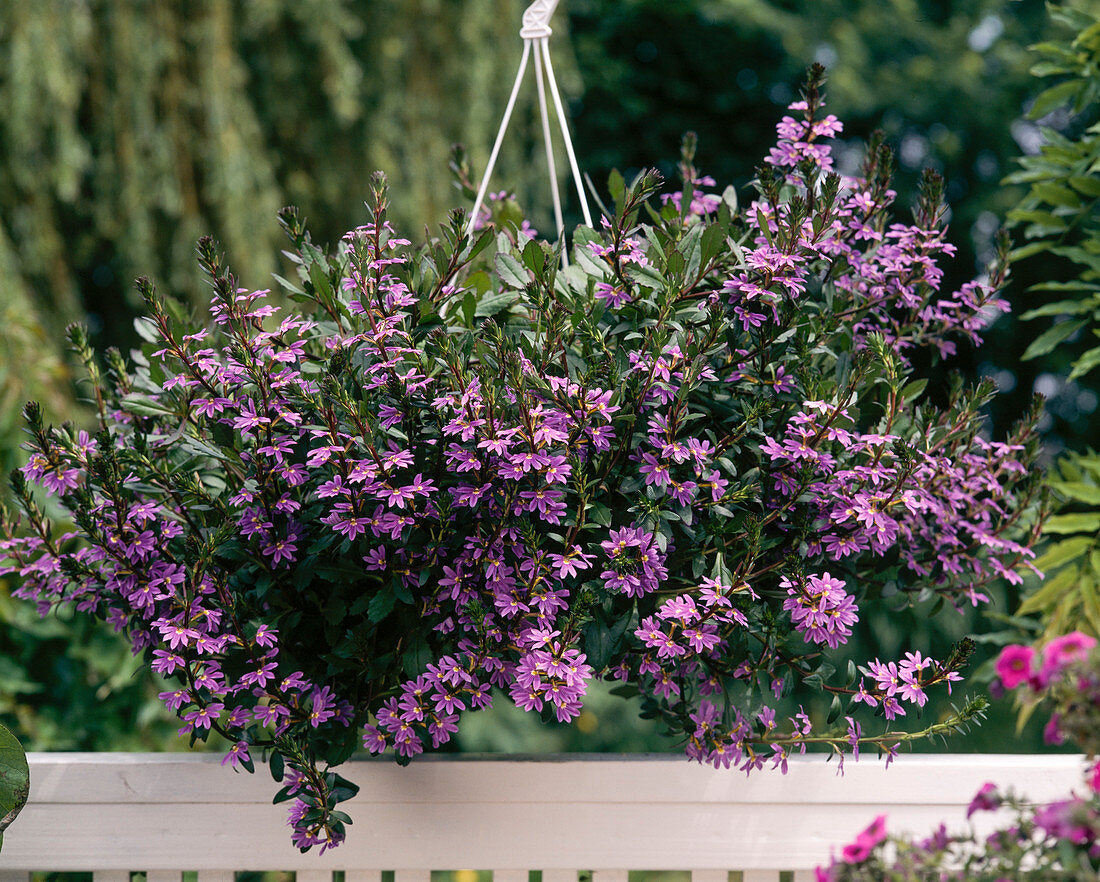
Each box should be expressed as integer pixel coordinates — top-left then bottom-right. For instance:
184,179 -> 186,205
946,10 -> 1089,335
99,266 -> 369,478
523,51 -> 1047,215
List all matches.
0,0 -> 1096,756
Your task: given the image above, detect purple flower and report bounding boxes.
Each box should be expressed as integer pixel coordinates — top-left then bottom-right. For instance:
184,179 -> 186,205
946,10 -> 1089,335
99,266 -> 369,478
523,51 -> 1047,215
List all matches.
262,536 -> 299,566
183,702 -> 223,730
222,741 -> 251,769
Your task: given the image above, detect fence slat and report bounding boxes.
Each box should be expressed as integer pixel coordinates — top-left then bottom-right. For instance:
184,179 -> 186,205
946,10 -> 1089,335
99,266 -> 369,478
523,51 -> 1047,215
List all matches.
197,872 -> 235,882
394,871 -> 431,882
148,872 -> 181,882
791,872 -> 818,882
7,753 -> 1087,873
346,872 -> 383,882
297,872 -> 331,882
542,871 -> 577,882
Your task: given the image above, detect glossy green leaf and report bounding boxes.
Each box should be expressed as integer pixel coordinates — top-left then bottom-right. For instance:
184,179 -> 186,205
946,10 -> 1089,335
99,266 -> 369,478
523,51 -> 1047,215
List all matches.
1022,319 -> 1086,360
0,723 -> 29,848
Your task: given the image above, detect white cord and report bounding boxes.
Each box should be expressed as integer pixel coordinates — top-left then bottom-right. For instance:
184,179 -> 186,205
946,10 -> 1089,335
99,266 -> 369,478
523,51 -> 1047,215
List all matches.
534,37 -> 568,266
467,40 -> 532,238
540,37 -> 592,228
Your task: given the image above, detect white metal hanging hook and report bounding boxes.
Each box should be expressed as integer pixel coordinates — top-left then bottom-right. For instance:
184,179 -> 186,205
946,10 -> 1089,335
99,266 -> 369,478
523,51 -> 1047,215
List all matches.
466,0 -> 593,265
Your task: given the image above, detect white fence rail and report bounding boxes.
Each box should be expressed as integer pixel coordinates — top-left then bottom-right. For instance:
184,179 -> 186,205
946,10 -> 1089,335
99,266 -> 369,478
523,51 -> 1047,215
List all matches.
1,753 -> 1085,879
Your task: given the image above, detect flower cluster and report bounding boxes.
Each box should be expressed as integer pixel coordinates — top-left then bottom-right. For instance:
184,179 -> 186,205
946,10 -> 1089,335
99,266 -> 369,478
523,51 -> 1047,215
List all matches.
0,66 -> 1043,850
995,632 -> 1100,754
819,786 -> 1100,881
819,636 -> 1100,880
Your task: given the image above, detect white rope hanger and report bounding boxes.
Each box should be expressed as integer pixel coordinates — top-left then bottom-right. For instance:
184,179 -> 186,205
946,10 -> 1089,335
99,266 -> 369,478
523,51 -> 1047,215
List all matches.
466,0 -> 594,266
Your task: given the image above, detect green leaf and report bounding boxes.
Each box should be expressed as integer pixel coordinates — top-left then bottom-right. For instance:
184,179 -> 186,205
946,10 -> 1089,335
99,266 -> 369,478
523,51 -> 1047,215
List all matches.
721,184 -> 738,213
1069,175 -> 1100,198
1032,535 -> 1094,572
474,290 -> 518,318
1048,5 -> 1097,33
1007,208 -> 1068,233
1022,319 -> 1085,360
608,169 -> 626,213
900,378 -> 927,403
521,238 -> 546,276
582,620 -> 614,671
1080,579 -> 1100,635
1031,182 -> 1082,208
588,501 -> 612,527
700,221 -> 728,268
1069,345 -> 1100,381
574,237 -> 610,277
1029,61 -> 1073,77
367,585 -> 396,623
495,252 -> 530,291
0,723 -> 29,845
121,393 -> 177,417
464,228 -> 494,263
1018,564 -> 1081,615
308,261 -> 333,304
1009,241 -> 1052,261
1019,294 -> 1098,319
1028,80 -> 1083,120
133,316 -> 161,344
1045,512 -> 1100,534
1049,481 -> 1100,505
272,273 -> 306,297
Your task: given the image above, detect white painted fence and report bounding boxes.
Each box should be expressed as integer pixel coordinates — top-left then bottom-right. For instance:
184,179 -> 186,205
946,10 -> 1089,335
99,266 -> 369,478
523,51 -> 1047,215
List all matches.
0,753 -> 1085,880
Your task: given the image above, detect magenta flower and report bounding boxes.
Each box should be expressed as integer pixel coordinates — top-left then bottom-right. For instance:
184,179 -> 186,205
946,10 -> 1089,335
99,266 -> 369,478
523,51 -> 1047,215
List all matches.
839,814 -> 888,863
1038,632 -> 1097,686
994,644 -> 1035,690
966,782 -> 1001,819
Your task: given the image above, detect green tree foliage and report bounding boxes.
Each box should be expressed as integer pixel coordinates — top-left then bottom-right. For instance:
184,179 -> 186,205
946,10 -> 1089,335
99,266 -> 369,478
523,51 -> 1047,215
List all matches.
1010,2 -> 1100,642
568,0 -> 1062,442
0,0 -> 566,344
